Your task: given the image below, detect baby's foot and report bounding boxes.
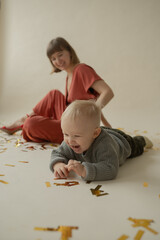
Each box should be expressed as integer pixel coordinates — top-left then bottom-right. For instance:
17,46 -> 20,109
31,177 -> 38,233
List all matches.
143,136 -> 153,149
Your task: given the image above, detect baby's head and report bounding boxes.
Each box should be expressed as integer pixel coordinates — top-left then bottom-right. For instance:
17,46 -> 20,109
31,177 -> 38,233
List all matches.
61,100 -> 101,154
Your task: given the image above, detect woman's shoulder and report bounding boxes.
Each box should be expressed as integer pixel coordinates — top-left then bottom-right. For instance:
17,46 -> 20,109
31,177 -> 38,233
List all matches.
74,63 -> 95,72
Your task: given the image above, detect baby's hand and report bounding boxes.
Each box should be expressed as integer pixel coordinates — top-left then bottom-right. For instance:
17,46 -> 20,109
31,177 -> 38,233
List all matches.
53,162 -> 69,178
66,160 -> 86,178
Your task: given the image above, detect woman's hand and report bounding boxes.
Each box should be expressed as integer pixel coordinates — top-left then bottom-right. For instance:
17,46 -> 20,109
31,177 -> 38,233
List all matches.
66,160 -> 86,178
101,112 -> 112,128
53,162 -> 69,178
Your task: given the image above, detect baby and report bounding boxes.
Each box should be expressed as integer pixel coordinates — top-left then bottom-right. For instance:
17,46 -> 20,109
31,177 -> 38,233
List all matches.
50,100 -> 153,181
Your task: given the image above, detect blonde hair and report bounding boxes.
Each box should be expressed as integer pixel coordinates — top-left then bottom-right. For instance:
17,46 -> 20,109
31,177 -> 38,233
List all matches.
61,100 -> 101,127
46,37 -> 80,73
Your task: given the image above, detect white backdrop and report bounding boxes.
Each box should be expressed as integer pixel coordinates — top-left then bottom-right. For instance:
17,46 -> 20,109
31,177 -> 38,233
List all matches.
0,0 -> 160,131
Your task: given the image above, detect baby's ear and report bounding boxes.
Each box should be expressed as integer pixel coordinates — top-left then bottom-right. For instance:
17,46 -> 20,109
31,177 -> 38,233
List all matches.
93,127 -> 101,139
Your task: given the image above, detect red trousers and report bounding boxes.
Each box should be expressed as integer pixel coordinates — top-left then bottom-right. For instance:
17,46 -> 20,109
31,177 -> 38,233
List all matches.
22,90 -> 66,143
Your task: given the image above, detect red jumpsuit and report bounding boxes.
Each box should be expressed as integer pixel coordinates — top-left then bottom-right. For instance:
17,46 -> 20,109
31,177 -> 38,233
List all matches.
22,64 -> 102,143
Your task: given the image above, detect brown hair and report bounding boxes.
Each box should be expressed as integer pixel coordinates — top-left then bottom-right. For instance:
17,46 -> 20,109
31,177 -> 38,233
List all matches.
46,37 -> 80,73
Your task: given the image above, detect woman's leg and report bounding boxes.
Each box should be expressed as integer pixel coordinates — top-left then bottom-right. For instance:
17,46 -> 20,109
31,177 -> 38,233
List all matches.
0,89 -> 66,135
0,112 -> 35,135
22,115 -> 63,143
22,90 -> 66,143
33,89 -> 66,119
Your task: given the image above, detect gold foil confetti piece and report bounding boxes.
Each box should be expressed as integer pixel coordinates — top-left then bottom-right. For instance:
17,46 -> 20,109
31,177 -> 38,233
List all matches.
15,139 -> 21,147
45,182 -> 51,187
0,174 -> 5,176
117,235 -> 129,240
134,230 -> 144,240
159,194 -> 160,198
54,177 -> 67,180
152,147 -> 159,151
40,144 -> 47,150
26,146 -> 36,151
117,128 -> 124,131
142,130 -> 148,134
128,217 -> 158,235
34,225 -> 78,240
34,227 -> 55,231
54,181 -> 79,187
143,182 -> 148,187
18,161 -> 29,163
86,181 -> 92,184
5,164 -> 15,167
0,180 -> 9,184
90,185 -> 109,197
0,148 -> 7,153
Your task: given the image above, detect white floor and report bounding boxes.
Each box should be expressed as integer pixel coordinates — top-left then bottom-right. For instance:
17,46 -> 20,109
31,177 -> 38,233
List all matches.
0,116 -> 160,240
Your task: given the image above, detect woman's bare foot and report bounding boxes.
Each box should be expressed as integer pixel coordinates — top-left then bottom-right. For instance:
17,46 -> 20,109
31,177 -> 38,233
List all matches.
0,112 -> 35,135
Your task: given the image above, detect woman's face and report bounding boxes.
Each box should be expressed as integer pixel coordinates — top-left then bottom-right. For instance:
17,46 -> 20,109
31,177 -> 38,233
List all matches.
50,50 -> 71,71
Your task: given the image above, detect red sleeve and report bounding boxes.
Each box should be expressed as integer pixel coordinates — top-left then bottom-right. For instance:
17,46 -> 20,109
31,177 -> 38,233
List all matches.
77,64 -> 102,93
66,64 -> 102,104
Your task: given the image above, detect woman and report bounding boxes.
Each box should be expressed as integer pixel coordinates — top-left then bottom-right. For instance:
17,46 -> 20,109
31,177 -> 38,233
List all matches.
0,37 -> 114,143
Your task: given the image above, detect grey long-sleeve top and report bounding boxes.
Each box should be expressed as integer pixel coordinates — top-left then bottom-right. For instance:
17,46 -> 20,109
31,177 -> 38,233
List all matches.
50,127 -> 131,181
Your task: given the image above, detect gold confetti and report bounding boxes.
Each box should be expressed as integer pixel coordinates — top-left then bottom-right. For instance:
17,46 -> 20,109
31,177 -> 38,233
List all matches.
128,217 -> 158,235
0,180 -> 9,184
34,225 -> 78,240
54,181 -> 79,187
134,230 -> 144,240
142,131 -> 148,134
117,235 -> 129,240
117,128 -> 124,131
54,177 -> 67,180
40,144 -> 47,150
143,182 -> 148,187
26,146 -> 36,151
0,148 -> 7,153
5,164 -> 15,167
19,161 -> 29,163
152,147 -> 159,151
90,185 -> 109,197
0,174 -> 5,176
45,182 -> 51,187
15,139 -> 21,147
86,181 -> 92,184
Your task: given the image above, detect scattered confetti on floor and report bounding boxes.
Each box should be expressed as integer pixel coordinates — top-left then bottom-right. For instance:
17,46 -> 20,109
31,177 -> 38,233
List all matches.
128,217 -> 158,235
90,185 -> 109,197
45,182 -> 51,187
4,164 -> 15,167
117,235 -> 129,240
0,180 -> 9,184
34,225 -> 78,240
143,182 -> 148,187
18,161 -> 29,163
54,181 -> 79,187
134,230 -> 144,240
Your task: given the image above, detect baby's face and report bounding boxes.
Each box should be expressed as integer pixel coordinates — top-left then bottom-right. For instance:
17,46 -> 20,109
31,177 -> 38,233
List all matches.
61,116 -> 98,154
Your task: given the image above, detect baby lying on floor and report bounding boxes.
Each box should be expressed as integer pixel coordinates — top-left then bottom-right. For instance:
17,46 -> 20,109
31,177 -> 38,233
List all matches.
50,100 -> 153,181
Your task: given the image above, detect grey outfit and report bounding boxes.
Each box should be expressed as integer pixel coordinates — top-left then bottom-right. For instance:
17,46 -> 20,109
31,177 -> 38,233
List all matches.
50,127 -> 145,181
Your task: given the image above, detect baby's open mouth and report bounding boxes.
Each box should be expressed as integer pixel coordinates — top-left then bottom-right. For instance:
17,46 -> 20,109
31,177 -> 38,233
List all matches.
71,145 -> 80,150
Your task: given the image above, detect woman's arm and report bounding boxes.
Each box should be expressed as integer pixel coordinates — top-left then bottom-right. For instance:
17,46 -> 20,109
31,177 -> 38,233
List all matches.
91,80 -> 114,127
91,80 -> 114,109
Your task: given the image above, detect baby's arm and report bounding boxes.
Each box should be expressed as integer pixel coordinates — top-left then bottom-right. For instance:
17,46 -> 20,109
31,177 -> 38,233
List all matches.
53,162 -> 69,178
66,160 -> 86,178
50,141 -> 76,178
